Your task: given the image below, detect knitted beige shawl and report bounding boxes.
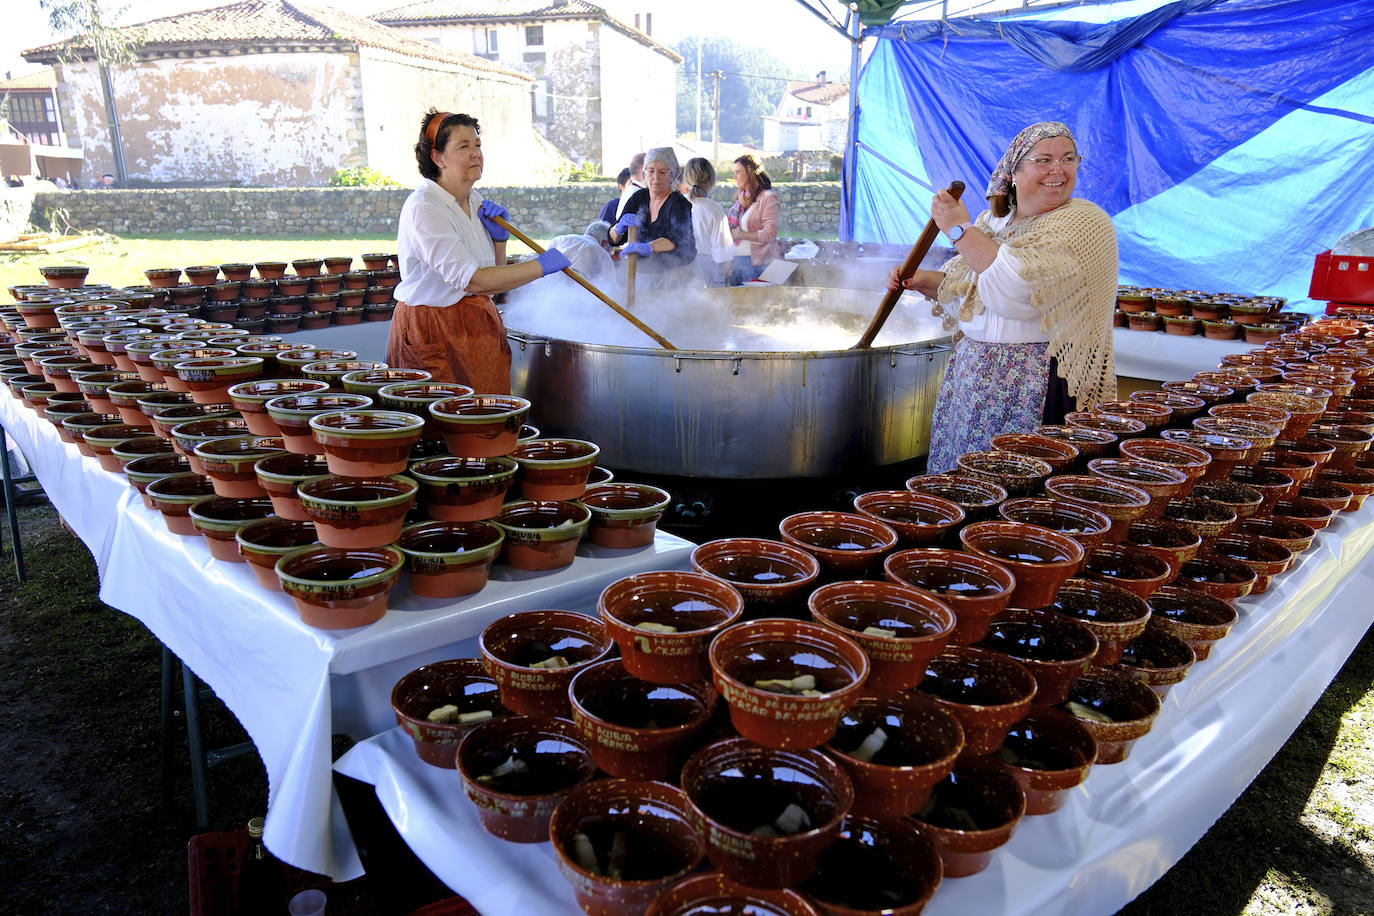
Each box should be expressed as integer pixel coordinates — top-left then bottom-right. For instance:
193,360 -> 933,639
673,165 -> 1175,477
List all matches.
933,197 -> 1119,409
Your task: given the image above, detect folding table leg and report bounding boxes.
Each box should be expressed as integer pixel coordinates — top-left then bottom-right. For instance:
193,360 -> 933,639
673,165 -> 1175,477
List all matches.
0,428 -> 27,582
182,662 -> 212,833
160,645 -> 176,812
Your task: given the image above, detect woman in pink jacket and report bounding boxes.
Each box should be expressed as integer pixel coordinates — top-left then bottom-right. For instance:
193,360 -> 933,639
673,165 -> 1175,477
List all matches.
727,154 -> 780,284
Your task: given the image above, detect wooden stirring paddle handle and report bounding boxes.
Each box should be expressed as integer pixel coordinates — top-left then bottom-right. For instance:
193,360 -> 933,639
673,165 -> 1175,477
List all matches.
625,225 -> 638,310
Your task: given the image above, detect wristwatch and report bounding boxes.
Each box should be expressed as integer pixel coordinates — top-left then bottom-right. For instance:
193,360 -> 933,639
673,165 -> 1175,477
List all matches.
947,221 -> 974,243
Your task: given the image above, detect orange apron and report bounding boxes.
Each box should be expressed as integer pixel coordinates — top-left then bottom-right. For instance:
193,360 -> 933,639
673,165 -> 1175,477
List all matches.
385,296 -> 512,395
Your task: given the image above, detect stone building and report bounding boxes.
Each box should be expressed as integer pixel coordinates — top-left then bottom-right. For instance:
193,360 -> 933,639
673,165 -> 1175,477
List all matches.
762,71 -> 849,154
370,0 -> 681,174
21,0 -> 555,187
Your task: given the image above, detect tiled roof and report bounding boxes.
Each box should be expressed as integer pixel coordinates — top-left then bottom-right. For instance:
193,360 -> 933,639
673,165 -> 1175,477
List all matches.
22,0 -> 531,79
371,0 -> 682,63
786,79 -> 850,106
0,69 -> 56,92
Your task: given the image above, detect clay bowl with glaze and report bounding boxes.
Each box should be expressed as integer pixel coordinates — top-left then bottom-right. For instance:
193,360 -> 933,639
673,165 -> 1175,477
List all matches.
479,609 -> 613,717
394,519 -> 504,600
1111,624 -> 1196,698
957,521 -> 1084,609
376,381 -> 475,437
1208,402 -> 1292,439
808,580 -> 956,694
105,379 -> 169,427
1043,474 -> 1151,543
916,647 -> 1036,758
491,499 -> 591,571
1159,428 -> 1253,481
235,340 -> 315,375
976,608 -> 1098,707
1173,555 -> 1257,603
1033,424 -> 1118,468
1268,496 -> 1338,532
954,450 -> 1054,498
296,474 -> 418,549
83,422 -> 149,472
1118,437 -> 1212,494
1193,479 -> 1265,525
709,618 -> 869,750
340,367 -> 432,398
993,708 -> 1097,815
148,346 -> 236,391
72,368 -> 138,412
234,516 -> 319,590
275,543 -> 404,629
109,434 -> 175,472
581,483 -> 673,549
44,398 -> 95,440
227,378 -> 331,436
779,511 -> 899,580
1229,463 -> 1300,510
38,354 -> 98,395
1078,543 -> 1173,600
568,659 -> 717,781
1046,577 -> 1152,666
1319,408 -> 1374,437
1204,535 -> 1293,594
997,497 -> 1113,562
390,658 -> 506,768
549,777 -> 707,916
1318,465 -> 1374,510
253,451 -> 329,520
1160,379 -> 1234,408
173,355 -> 264,404
1093,399 -> 1173,433
512,437 -> 601,501
193,435 -> 285,498
125,335 -> 188,381
1121,519 -> 1202,579
599,570 -> 744,684
1065,411 -> 1148,441
145,471 -> 218,535
455,714 -> 597,843
882,547 -> 1015,646
168,415 -> 254,474
1058,669 -> 1161,764
909,758 -> 1026,877
822,691 -> 963,819
990,432 -> 1079,473
1258,448 -> 1319,485
904,473 -> 1008,523
691,537 -> 821,619
1087,457 -> 1190,520
1235,514 -> 1317,557
408,454 -> 517,522
852,489 -> 964,548
1306,422 -> 1374,472
263,391 -> 372,455
274,346 -> 357,377
1160,495 -> 1240,540
429,394 -> 531,457
1145,585 -> 1238,661
1246,390 -> 1325,438
797,814 -> 944,916
1128,389 -> 1207,425
1195,368 -> 1256,398
681,736 -> 853,889
300,358 -> 387,390
646,874 -> 820,916
309,408 -> 424,477
187,495 -> 275,562
60,410 -> 121,456
124,453 -> 191,508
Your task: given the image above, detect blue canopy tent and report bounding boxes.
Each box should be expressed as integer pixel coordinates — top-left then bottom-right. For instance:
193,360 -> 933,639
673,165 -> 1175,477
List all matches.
843,0 -> 1374,308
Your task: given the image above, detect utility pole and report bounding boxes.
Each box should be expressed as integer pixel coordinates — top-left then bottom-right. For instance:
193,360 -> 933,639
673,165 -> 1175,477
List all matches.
710,69 -> 722,165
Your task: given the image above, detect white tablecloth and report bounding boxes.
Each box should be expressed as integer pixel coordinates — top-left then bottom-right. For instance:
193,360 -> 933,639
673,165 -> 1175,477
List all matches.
0,390 -> 694,881
335,505 -> 1374,916
1112,327 -> 1251,381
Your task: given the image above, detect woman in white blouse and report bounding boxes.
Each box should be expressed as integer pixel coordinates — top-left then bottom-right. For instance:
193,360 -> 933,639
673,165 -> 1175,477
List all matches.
389,109 -> 570,393
683,157 -> 733,287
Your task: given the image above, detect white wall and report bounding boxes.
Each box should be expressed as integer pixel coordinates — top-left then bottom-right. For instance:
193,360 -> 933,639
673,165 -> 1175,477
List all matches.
597,24 -> 675,174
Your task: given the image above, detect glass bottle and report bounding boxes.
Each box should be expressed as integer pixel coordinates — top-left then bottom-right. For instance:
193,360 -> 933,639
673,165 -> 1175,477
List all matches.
238,816 -> 287,913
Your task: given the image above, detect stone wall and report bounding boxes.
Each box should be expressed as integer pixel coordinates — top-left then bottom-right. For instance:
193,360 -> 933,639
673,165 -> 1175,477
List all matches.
27,183 -> 843,238
1,185 -> 38,241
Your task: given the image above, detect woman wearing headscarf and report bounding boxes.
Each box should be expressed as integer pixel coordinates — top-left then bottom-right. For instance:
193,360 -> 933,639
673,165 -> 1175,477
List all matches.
389,108 -> 570,393
607,146 -> 698,290
728,154 -> 781,284
887,121 -> 1118,474
683,157 -> 733,287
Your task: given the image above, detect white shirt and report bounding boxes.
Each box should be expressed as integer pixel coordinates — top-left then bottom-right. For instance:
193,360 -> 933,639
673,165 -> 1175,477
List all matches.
690,196 -> 734,265
957,212 -> 1045,344
394,179 -> 496,307
614,179 -> 645,220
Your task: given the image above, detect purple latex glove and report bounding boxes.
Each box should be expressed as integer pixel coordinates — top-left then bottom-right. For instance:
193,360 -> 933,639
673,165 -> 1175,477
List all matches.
613,212 -> 640,237
536,248 -> 571,276
478,199 -> 510,241
622,241 -> 652,258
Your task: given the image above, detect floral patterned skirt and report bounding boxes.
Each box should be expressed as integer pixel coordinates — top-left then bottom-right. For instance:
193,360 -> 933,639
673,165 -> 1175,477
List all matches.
926,338 -> 1051,474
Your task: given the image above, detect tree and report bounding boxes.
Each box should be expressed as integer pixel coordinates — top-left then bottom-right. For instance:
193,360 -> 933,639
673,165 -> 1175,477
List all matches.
42,0 -> 144,184
674,36 -> 794,147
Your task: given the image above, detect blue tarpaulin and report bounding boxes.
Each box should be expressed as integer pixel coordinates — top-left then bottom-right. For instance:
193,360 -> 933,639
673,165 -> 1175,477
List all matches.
845,0 -> 1374,307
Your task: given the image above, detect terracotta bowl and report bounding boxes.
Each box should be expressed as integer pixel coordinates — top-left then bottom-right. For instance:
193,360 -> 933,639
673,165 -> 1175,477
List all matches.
301,359 -> 388,390
990,432 -> 1079,473
46,400 -> 97,441
1204,535 -> 1293,594
309,408 -> 424,477
1258,449 -> 1319,485
1209,402 -> 1292,437
145,471 -> 218,535
916,647 -> 1036,757
1112,625 -> 1196,698
1059,669 -> 1161,764
993,708 -> 1097,815
1118,438 -> 1211,494
1268,496 -> 1337,532
455,715 -> 597,843
1319,465 -> 1374,510
491,499 -> 591,571
568,659 -> 717,781
549,778 -> 707,916
187,496 -> 275,562
1229,464 -> 1300,510
1160,495 -> 1240,540
976,608 -> 1098,707
264,392 -> 373,455
954,450 -> 1053,498
479,610 -> 613,717
852,490 -> 964,547
1087,457 -> 1190,520
1065,411 -> 1147,440
1173,555 -> 1257,603
709,618 -> 869,750
429,394 -> 532,457
903,473 -> 1008,523
376,381 -> 476,437
83,422 -> 147,472
512,437 -> 601,501
797,814 -> 944,916
1194,416 -> 1279,464
1145,585 -> 1238,661
276,347 -> 359,377
1043,474 -> 1151,543
598,570 -> 744,684
1235,515 -> 1317,557
296,474 -> 418,549
581,483 -> 673,549
1046,578 -> 1152,666
808,580 -> 956,694
389,658 -> 507,768
61,410 -> 121,457
1128,389 -> 1207,425
105,380 -> 169,427
647,875 -> 820,916
1193,479 -> 1265,523
585,464 -> 613,486
227,378 -> 331,436
681,736 -> 853,889
1297,477 -> 1356,514
1094,400 -> 1173,432
998,497 -> 1113,560
394,519 -> 504,600
340,367 -> 432,398
235,517 -> 319,590
193,435 -> 285,498
1121,519 -> 1202,578
958,520 -> 1084,609
1307,422 -> 1374,472
253,451 -> 329,520
1160,379 -> 1234,407
882,547 -> 1016,646
168,414 -> 253,473
173,355 -> 264,404
72,368 -> 139,411
123,453 -> 192,508
1159,428 -> 1253,481
1246,390 -> 1325,438
1033,424 -> 1119,467
149,346 -> 237,391
823,692 -> 963,819
275,544 -> 404,629
408,454 -> 518,522
690,538 -> 821,618
779,511 -> 899,579
109,434 -> 175,471
909,758 -> 1026,877
1079,544 -> 1173,599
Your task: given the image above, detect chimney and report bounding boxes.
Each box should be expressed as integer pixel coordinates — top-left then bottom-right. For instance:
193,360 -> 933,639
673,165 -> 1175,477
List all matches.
816,70 -> 826,85
644,12 -> 651,34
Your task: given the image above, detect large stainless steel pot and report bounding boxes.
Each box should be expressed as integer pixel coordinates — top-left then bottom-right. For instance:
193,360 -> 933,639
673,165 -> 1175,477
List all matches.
506,286 -> 952,479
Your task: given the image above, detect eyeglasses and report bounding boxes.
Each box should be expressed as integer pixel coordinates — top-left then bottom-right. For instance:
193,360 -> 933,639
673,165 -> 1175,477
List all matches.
1025,154 -> 1083,168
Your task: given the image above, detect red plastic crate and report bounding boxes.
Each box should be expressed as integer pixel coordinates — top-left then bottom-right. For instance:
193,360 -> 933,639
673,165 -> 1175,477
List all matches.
1309,249 -> 1374,304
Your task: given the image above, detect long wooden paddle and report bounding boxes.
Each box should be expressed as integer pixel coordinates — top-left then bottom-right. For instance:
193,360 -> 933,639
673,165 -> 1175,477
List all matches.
852,180 -> 965,349
492,215 -> 676,351
625,225 -> 639,310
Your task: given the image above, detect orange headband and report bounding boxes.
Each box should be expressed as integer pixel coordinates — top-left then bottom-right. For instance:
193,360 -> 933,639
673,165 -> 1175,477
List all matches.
425,112 -> 452,146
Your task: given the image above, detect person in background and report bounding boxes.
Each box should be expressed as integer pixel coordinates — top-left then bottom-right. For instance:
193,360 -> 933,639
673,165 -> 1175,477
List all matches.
682,157 -> 733,287
886,121 -> 1118,474
615,152 -> 646,220
728,154 -> 780,284
608,147 -> 697,290
98,173 -> 116,189
599,168 -> 632,225
389,108 -> 571,393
